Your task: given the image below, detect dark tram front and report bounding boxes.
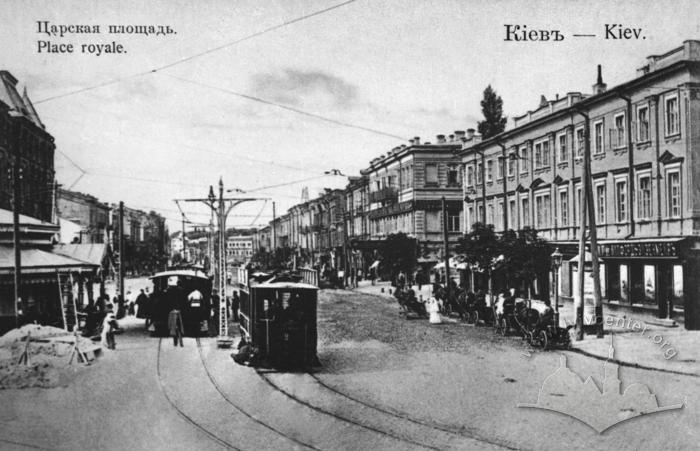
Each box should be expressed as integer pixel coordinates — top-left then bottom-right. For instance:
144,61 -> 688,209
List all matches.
239,280 -> 319,368
149,268 -> 212,336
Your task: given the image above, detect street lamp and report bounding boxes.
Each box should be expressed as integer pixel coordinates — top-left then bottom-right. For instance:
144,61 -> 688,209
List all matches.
551,247 -> 563,326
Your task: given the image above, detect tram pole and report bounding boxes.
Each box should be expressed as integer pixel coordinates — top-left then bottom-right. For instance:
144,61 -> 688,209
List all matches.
442,197 -> 451,302
118,201 -> 125,306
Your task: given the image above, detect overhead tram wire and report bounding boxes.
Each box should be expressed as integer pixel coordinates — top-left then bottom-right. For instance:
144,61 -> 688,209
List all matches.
33,0 -> 357,105
163,73 -> 408,141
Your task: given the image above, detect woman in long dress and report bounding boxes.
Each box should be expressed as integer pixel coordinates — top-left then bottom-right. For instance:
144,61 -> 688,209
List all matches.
426,297 -> 442,324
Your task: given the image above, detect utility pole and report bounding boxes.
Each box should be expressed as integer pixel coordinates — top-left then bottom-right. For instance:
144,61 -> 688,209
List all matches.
574,109 -> 604,340
118,201 -> 125,305
442,197 -> 451,301
272,201 -> 277,250
176,180 -> 267,348
12,157 -> 22,328
480,151 -> 486,225
181,212 -> 187,263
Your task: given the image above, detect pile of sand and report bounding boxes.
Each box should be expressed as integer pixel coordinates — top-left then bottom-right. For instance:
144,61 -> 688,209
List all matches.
0,324 -> 95,389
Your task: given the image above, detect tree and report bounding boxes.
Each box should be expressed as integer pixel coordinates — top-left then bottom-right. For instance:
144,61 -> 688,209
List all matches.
456,222 -> 500,292
477,85 -> 507,139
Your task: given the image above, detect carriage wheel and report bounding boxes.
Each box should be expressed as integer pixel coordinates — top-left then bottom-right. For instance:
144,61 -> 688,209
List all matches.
472,310 -> 480,325
540,330 -> 550,350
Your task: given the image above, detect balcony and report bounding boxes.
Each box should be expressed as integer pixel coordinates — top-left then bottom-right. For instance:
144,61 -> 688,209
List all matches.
369,186 -> 398,203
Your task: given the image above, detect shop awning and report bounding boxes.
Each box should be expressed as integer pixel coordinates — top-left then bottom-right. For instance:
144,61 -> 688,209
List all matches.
0,246 -> 98,275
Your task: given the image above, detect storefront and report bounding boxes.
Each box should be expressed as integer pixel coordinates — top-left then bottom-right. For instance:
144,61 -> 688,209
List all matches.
557,237 -> 700,329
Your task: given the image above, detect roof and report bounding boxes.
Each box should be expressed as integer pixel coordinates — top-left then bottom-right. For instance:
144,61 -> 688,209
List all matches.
53,243 -> 109,266
0,208 -> 58,229
150,269 -> 210,280
0,246 -> 99,274
0,71 -> 45,129
254,282 -> 318,290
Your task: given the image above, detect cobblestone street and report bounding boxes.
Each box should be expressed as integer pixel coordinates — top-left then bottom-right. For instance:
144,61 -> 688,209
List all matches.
2,288 -> 697,450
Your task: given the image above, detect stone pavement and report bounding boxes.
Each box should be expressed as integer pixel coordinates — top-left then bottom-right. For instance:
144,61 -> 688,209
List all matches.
351,280 -> 700,377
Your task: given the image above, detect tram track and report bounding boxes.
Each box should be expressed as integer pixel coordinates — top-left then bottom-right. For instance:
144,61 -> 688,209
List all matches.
155,338 -> 240,450
255,369 -> 442,451
306,373 -> 520,450
194,338 -> 319,451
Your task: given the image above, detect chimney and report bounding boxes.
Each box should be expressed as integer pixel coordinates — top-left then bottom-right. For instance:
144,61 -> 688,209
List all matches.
449,134 -> 455,142
593,64 -> 607,94
539,95 -> 548,108
466,128 -> 475,139
436,134 -> 446,143
408,139 -> 415,146
454,130 -> 466,139
414,136 -> 421,145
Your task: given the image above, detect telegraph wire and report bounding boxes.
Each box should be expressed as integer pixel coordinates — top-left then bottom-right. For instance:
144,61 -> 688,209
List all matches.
162,73 -> 409,141
33,0 -> 357,105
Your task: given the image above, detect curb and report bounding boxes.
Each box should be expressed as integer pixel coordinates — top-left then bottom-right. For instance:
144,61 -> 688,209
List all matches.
567,346 -> 699,378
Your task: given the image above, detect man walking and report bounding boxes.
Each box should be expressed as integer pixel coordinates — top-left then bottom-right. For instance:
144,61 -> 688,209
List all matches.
168,307 -> 184,347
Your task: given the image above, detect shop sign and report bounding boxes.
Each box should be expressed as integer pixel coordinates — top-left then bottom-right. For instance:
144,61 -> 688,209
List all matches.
597,241 -> 680,258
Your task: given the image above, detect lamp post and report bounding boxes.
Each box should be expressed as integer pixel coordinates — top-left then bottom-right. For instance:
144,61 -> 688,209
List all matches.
551,247 -> 563,327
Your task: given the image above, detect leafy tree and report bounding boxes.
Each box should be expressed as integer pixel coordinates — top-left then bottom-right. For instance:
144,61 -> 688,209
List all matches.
477,85 -> 507,139
456,222 -> 500,274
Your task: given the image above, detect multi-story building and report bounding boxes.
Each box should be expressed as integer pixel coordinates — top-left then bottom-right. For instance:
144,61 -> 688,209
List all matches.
345,176 -> 370,275
111,205 -> 168,275
363,134 -> 464,262
0,71 -> 55,223
459,40 -> 700,329
226,234 -> 254,263
56,188 -> 110,243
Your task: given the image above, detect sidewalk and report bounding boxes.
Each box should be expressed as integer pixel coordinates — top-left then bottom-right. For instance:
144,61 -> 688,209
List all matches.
350,281 -> 700,377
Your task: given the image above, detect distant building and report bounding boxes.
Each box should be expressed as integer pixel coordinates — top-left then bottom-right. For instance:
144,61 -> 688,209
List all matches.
56,188 -> 110,243
226,234 -> 254,263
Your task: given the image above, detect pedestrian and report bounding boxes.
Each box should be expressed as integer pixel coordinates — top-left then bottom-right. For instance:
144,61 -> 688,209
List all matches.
427,297 -> 442,324
231,292 -> 240,321
168,307 -> 184,347
210,289 -> 220,336
101,304 -> 120,350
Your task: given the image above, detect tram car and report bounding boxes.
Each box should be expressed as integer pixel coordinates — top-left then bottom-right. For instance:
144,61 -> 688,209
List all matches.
149,267 -> 212,336
239,279 -> 319,369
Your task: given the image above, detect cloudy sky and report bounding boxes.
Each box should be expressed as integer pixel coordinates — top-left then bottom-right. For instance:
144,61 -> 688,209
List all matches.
3,0 -> 699,230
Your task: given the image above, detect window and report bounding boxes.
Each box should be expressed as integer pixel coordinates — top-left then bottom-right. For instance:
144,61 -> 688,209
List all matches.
665,94 -> 680,136
520,146 -> 529,174
521,196 -> 530,227
667,170 -> 681,218
477,203 -> 484,224
637,105 -> 649,142
593,182 -> 607,224
508,198 -> 516,229
594,120 -> 604,155
447,165 -> 459,186
637,173 -> 652,219
476,161 -> 483,184
557,132 -> 567,163
613,113 -> 625,148
486,159 -> 493,182
497,157 -> 504,180
615,179 -> 627,222
507,153 -> 515,176
466,165 -> 474,187
425,164 -> 438,185
534,141 -> 543,169
447,212 -> 461,232
576,127 -> 584,158
559,189 -> 568,226
467,206 -> 474,227
542,140 -> 550,167
487,203 -> 494,225
497,199 -> 504,230
535,193 -> 551,229
574,183 -> 582,226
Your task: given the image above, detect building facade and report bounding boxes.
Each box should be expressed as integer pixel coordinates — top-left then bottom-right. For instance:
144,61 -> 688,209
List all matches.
363,135 -> 464,263
226,234 -> 254,263
460,40 -> 700,329
56,188 -> 110,243
0,70 -> 55,223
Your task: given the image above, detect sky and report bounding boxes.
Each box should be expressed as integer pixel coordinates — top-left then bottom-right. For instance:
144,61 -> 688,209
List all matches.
2,0 -> 699,231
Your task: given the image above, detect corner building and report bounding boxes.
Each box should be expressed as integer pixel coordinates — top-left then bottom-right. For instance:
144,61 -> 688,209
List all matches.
460,40 -> 700,329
